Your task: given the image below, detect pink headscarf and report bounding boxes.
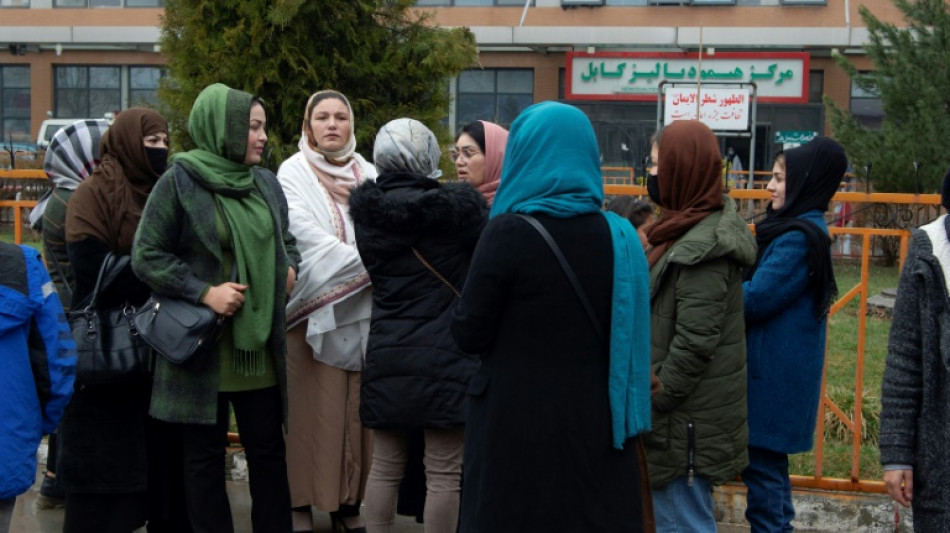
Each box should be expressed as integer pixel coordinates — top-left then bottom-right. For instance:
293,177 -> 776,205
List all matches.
477,120 -> 509,205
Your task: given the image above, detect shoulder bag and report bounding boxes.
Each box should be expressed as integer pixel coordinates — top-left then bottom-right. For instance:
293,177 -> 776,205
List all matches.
69,252 -> 153,385
133,269 -> 231,367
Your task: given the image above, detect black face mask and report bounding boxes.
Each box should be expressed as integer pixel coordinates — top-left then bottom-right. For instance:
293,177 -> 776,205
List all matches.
647,172 -> 661,206
145,146 -> 169,177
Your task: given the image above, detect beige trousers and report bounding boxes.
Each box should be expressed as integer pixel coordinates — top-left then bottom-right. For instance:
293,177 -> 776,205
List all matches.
364,428 -> 464,533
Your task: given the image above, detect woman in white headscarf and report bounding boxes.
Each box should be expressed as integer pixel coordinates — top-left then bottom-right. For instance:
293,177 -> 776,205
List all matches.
276,90 -> 378,533
349,118 -> 487,533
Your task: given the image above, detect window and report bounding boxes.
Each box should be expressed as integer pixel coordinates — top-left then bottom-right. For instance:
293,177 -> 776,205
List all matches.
456,69 -> 533,129
1,0 -> 30,7
850,73 -> 883,129
0,65 -> 30,142
54,65 -> 164,118
415,0 -> 528,6
55,66 -> 120,118
54,0 -> 163,6
808,70 -> 824,104
129,66 -> 163,108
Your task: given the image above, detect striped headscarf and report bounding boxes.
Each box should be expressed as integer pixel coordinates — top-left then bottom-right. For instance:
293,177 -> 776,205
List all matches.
29,119 -> 110,227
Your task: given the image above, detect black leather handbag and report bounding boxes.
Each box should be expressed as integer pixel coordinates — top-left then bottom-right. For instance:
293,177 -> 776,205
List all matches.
133,292 -> 225,366
69,253 -> 153,385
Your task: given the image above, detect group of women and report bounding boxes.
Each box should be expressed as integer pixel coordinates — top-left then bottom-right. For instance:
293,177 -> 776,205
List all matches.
42,78 -> 847,533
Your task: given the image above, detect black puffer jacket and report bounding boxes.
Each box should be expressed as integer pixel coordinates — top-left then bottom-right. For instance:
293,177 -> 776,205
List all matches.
349,172 -> 488,429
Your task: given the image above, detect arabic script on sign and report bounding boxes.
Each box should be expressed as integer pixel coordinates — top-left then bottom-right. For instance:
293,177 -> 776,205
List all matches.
664,88 -> 752,131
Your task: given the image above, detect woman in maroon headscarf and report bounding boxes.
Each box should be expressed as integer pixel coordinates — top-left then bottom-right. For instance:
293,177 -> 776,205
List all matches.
642,120 -> 756,532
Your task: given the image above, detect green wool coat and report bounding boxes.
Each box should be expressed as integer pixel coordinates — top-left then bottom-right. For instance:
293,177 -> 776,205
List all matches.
644,196 -> 756,489
131,162 -> 300,425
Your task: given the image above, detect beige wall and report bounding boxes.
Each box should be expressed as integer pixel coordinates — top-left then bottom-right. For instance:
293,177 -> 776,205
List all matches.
1,2 -> 898,141
421,0 -> 904,28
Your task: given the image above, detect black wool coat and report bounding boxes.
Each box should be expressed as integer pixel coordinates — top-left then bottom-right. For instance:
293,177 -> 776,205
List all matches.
451,213 -> 651,533
349,172 -> 487,429
57,236 -> 153,494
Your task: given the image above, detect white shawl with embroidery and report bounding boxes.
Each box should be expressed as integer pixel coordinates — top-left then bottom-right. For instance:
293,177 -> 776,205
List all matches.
277,150 -> 378,370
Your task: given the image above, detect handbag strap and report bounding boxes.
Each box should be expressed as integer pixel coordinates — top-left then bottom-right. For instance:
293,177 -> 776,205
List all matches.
46,246 -> 74,302
516,214 -> 606,342
83,252 -> 116,311
81,252 -> 132,311
412,247 -> 461,298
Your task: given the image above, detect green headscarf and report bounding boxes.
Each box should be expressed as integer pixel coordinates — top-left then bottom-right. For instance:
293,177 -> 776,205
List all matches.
170,83 -> 275,373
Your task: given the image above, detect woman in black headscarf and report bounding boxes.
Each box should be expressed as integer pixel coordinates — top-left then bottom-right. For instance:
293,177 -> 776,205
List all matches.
61,108 -> 190,533
741,137 -> 847,533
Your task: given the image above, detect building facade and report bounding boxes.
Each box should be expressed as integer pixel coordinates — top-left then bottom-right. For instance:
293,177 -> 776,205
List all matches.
1,0 -> 893,174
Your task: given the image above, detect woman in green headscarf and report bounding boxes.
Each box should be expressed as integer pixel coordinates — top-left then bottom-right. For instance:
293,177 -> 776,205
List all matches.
132,83 -> 301,533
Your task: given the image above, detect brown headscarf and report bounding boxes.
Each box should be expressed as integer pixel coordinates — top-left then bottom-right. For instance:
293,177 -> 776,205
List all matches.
645,120 -> 724,267
66,107 -> 168,253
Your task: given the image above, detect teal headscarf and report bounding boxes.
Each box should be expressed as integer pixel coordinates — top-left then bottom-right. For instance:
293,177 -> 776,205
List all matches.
491,101 -> 651,449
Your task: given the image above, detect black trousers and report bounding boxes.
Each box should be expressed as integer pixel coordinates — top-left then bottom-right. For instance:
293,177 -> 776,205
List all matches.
179,386 -> 291,533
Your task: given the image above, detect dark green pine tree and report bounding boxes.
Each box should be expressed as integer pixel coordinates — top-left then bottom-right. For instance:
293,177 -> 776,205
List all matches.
825,0 -> 950,193
158,0 -> 478,169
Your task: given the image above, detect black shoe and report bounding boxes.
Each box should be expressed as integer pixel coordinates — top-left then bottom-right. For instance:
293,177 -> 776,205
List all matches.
330,511 -> 367,533
36,474 -> 65,509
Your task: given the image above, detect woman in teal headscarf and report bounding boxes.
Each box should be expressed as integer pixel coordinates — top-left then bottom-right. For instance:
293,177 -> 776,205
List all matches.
132,83 -> 301,533
451,101 -> 653,532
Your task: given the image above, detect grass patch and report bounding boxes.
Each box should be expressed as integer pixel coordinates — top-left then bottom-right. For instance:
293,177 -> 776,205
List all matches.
788,261 -> 900,482
0,225 -> 42,250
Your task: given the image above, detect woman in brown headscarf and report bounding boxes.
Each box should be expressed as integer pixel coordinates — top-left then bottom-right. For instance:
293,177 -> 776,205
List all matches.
642,120 -> 756,532
60,108 -> 190,533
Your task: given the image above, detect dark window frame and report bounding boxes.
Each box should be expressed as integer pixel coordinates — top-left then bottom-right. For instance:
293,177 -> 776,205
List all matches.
53,65 -> 121,119
0,65 -> 31,143
456,67 -> 534,130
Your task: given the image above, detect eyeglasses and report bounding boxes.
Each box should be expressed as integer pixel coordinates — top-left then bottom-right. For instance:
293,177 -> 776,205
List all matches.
449,146 -> 482,163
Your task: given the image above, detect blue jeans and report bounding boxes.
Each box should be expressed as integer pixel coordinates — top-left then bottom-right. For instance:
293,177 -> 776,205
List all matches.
743,446 -> 794,533
653,475 -> 716,533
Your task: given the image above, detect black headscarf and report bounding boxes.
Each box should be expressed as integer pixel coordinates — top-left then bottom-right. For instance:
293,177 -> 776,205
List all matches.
746,137 -> 847,319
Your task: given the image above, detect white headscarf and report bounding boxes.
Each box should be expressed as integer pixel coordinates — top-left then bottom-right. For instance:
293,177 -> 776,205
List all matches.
302,90 -> 357,162
372,118 -> 442,179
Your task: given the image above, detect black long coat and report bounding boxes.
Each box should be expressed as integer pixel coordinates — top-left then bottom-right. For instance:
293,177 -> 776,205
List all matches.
349,172 -> 487,429
57,236 -> 153,495
451,213 -> 651,533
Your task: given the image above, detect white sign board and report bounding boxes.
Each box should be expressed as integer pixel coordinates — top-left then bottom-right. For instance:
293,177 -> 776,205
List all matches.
567,52 -> 808,103
663,88 -> 751,131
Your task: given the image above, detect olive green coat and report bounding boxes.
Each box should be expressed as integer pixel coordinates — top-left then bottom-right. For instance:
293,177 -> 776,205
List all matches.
644,196 -> 756,488
132,163 -> 300,425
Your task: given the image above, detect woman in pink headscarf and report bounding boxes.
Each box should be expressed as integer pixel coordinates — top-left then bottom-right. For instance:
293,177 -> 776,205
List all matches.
453,121 -> 508,204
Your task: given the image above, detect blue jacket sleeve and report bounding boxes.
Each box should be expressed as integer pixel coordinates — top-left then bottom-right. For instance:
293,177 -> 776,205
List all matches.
25,247 -> 76,434
742,230 -> 813,325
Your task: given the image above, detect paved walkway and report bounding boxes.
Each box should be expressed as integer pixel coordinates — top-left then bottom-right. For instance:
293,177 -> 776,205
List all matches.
9,467 -> 426,533
9,443 -> 905,532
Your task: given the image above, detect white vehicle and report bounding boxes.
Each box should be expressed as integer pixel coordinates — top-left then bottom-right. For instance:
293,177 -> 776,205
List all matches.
35,113 -> 115,150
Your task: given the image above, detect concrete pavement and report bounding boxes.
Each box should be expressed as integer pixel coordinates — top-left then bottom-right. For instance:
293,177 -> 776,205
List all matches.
9,468 -> 426,533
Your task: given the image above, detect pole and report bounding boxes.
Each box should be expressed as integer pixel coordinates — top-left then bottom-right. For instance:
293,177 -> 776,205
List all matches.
520,0 -> 532,27
696,27 -> 703,118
